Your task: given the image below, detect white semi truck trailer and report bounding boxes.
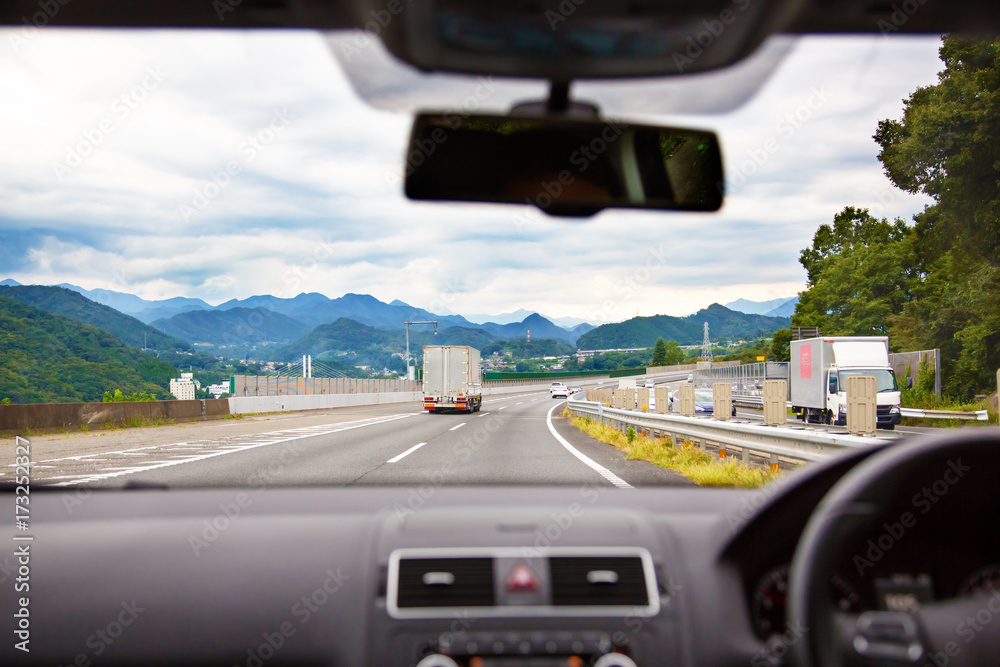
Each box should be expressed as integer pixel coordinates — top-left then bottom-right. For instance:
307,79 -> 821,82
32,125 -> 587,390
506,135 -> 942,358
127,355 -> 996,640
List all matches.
422,345 -> 482,414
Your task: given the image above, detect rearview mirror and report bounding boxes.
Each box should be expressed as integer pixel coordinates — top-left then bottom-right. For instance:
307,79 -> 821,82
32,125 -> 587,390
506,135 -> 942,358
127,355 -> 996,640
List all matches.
404,113 -> 724,217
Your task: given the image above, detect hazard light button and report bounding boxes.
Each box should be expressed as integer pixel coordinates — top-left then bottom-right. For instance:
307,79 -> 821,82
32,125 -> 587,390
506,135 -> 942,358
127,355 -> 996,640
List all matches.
505,564 -> 540,592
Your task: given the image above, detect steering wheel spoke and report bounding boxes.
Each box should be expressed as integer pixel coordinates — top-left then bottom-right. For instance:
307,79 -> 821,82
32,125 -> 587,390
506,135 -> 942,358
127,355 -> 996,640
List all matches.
848,611 -> 924,664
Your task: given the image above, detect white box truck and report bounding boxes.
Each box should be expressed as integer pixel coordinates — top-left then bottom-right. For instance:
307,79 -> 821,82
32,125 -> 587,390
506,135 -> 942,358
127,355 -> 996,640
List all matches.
790,336 -> 902,429
422,345 -> 482,413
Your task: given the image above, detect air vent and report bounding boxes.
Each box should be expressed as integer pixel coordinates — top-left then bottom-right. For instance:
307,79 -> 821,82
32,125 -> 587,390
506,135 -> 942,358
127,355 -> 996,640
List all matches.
396,558 -> 495,608
549,557 -> 650,606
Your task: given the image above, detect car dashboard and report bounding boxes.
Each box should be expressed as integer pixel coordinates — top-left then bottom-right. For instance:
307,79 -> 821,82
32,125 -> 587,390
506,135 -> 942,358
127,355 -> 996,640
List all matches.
5,432 -> 1000,667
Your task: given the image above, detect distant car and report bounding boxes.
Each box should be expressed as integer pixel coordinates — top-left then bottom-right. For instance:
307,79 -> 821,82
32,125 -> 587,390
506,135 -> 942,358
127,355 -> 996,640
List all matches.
549,382 -> 569,398
694,389 -> 737,416
643,380 -> 656,389
686,374 -> 694,382
569,386 -> 582,394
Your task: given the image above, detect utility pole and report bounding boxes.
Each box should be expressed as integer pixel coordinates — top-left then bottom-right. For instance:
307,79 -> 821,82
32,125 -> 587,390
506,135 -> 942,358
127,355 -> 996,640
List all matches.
405,320 -> 438,381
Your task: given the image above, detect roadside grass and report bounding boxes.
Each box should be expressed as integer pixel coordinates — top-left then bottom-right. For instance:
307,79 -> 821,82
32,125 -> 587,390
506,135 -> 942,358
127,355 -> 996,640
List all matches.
101,416 -> 175,431
561,409 -> 780,488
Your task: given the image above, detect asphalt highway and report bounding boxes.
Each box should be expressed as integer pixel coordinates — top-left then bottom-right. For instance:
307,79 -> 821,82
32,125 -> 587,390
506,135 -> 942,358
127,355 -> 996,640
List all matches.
6,390 -> 694,489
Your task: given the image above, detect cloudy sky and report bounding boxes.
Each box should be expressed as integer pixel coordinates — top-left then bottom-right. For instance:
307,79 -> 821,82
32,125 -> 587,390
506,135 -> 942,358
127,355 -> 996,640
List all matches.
0,29 -> 941,322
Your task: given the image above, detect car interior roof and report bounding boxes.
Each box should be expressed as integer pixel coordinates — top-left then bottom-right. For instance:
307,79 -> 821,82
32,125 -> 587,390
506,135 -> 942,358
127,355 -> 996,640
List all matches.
2,0 -> 997,39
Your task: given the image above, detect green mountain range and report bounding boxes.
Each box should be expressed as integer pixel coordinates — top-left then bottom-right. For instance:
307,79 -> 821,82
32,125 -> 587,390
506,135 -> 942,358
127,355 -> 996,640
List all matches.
152,306 -> 311,347
273,318 -> 501,367
0,296 -> 176,403
0,285 -> 191,353
576,304 -> 790,349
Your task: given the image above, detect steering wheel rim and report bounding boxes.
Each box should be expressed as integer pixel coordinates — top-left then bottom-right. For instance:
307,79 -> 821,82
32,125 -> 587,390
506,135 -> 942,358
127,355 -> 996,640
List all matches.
788,429 -> 1000,667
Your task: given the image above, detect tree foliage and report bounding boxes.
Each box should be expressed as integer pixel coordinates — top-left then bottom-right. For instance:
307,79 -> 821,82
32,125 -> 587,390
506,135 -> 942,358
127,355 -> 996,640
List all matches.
795,36 -> 1000,398
770,328 -> 792,362
650,338 -> 667,365
103,389 -> 157,402
0,296 -> 175,404
793,207 -> 917,339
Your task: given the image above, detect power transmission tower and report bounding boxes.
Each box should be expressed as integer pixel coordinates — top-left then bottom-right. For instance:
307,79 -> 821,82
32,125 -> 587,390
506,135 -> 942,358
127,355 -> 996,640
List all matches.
701,322 -> 712,361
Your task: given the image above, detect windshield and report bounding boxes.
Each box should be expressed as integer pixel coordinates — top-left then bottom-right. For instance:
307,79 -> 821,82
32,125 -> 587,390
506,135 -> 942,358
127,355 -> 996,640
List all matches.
838,369 -> 899,394
2,29 -> 994,492
694,390 -> 714,402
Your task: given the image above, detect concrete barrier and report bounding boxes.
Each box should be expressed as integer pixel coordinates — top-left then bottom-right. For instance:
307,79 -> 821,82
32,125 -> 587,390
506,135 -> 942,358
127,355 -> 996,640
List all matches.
0,378 -> 592,433
227,392 -> 423,414
226,382 -> 566,415
0,399 -> 230,434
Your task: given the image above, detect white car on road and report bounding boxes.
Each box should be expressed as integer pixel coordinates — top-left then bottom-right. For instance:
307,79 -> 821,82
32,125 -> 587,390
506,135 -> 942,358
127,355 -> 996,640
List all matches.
549,382 -> 570,398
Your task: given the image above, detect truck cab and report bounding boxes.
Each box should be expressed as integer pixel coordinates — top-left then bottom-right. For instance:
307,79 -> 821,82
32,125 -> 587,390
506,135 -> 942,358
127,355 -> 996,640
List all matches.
825,365 -> 902,429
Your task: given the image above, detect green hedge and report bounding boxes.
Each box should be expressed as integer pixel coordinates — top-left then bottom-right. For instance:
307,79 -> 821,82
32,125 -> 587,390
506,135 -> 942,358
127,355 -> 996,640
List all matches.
609,367 -> 647,378
482,370 -> 610,381
482,367 -> 647,380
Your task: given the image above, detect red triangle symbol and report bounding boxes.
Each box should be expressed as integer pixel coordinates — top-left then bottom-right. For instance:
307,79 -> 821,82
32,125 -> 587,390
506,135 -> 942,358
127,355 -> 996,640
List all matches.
506,564 -> 539,591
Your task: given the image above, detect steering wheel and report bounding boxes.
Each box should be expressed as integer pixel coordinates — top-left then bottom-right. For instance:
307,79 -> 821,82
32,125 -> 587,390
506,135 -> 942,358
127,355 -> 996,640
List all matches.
788,429 -> 1000,667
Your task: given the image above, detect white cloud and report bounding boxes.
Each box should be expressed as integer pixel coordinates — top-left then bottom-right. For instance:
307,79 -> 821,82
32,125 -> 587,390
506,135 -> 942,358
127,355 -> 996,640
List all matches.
0,30 -> 943,321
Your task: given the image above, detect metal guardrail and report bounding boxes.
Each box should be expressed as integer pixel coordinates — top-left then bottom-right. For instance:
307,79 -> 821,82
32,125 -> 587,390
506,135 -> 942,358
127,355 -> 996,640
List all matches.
729,394 -> 989,421
566,398 -> 886,469
898,408 -> 989,421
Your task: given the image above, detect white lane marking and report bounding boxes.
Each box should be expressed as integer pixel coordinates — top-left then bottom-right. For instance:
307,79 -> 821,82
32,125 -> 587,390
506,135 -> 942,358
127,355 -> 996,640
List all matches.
47,413 -> 416,486
515,402 -> 524,406
449,423 -> 467,431
476,412 -> 491,417
545,403 -> 633,489
388,442 -> 427,463
498,406 -> 508,410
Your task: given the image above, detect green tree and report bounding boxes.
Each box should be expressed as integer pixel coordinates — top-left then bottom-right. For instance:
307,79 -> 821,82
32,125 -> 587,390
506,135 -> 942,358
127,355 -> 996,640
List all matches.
661,340 -> 685,366
793,206 -> 916,339
650,337 -> 668,365
770,328 -> 792,362
873,36 -> 1000,397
